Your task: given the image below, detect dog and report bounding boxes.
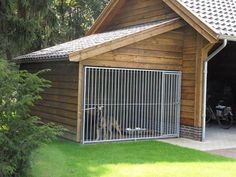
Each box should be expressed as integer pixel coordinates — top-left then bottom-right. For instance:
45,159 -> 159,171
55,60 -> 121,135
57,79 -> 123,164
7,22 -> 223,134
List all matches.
96,106 -> 122,141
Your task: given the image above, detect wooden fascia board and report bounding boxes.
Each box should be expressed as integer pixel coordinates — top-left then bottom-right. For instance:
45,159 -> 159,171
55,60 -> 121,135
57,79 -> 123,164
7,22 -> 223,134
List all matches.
69,19 -> 186,62
86,0 -> 125,35
163,0 -> 219,43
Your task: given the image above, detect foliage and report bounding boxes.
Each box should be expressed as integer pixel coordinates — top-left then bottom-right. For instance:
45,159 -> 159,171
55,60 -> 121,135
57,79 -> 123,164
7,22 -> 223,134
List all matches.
0,0 -> 109,60
0,59 -> 63,177
30,140 -> 236,177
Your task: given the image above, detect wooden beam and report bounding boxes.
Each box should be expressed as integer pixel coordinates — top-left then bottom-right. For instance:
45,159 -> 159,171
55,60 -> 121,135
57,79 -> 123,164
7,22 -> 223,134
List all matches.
80,59 -> 181,71
163,0 -> 219,43
194,34 -> 205,127
69,18 -> 186,62
76,63 -> 84,142
194,35 -> 216,127
86,0 -> 126,35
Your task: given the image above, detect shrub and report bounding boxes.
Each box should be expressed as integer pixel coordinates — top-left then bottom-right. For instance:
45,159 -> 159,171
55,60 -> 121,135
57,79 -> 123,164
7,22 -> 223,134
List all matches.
0,59 -> 63,177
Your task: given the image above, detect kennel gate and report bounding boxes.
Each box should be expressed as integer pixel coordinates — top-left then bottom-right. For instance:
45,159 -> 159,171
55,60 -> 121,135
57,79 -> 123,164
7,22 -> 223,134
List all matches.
82,67 -> 181,143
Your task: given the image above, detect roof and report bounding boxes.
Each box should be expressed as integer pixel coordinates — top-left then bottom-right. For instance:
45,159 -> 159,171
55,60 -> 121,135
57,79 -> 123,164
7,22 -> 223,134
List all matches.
15,18 -> 185,63
88,0 -> 236,42
177,0 -> 236,41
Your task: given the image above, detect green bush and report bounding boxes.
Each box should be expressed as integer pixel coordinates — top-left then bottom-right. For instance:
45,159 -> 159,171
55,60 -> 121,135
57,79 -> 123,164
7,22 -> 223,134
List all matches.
0,59 -> 63,177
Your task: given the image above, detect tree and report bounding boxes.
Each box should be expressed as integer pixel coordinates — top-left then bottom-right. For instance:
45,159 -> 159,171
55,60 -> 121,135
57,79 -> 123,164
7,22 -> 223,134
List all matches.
0,0 -> 109,60
54,0 -> 108,41
0,0 -> 59,60
0,59 -> 62,177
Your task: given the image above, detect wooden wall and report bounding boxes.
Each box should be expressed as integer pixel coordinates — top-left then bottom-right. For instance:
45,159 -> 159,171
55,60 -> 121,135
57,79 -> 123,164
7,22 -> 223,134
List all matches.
106,0 -> 178,30
20,61 -> 79,141
87,29 -> 184,70
181,27 -> 198,126
181,27 -> 209,128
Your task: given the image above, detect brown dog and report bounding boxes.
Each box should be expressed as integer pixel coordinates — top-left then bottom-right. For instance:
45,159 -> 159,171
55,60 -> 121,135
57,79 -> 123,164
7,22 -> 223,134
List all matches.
96,106 -> 122,140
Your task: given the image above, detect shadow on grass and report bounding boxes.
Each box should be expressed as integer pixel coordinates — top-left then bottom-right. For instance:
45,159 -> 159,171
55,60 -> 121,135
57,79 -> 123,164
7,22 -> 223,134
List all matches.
30,139 -> 236,177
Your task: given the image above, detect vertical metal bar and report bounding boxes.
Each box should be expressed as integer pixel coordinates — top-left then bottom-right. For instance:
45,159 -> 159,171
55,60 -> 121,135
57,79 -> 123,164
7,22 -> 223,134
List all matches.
151,71 -> 155,137
104,69 -> 107,141
128,70 -> 134,138
125,69 -> 129,139
164,74 -> 167,136
155,72 -> 159,137
82,67 -> 87,144
177,73 -> 182,137
154,72 -> 157,137
137,71 -> 139,138
173,74 -> 176,135
170,74 -> 173,135
108,69 -> 111,141
132,70 -> 135,139
160,72 -> 162,136
123,69 -> 126,140
128,70 -> 131,139
152,71 -> 155,137
98,68 -> 101,138
117,70 -> 120,139
167,74 -> 170,135
175,74 -> 177,135
109,69 -> 112,140
121,70 -> 124,140
174,74 -> 177,135
113,69 -> 115,140
135,70 -> 138,139
143,71 -> 147,138
90,68 -> 93,142
94,69 -> 97,141
170,74 -> 175,135
161,73 -> 165,137
131,71 -> 135,139
147,71 -> 150,138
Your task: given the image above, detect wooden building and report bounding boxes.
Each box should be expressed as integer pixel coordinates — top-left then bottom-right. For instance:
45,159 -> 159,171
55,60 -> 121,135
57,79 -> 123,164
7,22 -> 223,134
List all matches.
16,0 -> 236,143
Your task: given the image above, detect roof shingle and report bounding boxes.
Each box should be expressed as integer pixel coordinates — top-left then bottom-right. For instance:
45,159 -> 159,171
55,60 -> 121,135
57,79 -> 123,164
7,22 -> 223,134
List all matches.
179,0 -> 236,39
15,19 -> 178,63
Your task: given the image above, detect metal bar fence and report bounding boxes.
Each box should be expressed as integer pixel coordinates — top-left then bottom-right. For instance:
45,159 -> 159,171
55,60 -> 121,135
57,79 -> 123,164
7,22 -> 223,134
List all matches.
82,67 -> 181,143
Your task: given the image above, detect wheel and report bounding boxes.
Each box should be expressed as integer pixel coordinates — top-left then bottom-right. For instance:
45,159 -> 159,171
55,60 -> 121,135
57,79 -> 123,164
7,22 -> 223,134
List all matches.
206,107 -> 214,124
217,114 -> 233,129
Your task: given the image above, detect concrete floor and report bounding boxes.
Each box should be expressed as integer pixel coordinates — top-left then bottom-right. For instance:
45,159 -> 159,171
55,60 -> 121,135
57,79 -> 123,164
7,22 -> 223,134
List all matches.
160,123 -> 236,152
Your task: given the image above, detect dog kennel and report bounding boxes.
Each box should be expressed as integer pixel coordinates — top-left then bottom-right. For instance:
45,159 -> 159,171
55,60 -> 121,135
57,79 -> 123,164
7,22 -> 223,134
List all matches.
82,67 -> 181,143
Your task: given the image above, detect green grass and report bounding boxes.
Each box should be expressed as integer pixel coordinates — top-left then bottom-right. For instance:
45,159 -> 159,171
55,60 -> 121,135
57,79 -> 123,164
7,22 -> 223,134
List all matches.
30,139 -> 236,177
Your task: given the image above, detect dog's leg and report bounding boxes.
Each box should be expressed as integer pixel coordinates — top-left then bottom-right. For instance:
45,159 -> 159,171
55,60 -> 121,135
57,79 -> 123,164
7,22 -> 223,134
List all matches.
113,120 -> 122,138
101,117 -> 108,140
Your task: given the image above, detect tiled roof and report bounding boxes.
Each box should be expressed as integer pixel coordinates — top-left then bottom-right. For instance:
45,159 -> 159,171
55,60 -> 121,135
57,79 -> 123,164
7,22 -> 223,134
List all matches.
179,0 -> 236,39
15,19 -> 177,63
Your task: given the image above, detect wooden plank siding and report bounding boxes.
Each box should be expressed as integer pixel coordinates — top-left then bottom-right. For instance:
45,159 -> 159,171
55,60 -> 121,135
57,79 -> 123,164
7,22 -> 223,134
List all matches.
88,29 -> 184,71
20,62 -> 79,141
181,27 -> 210,127
106,0 -> 178,30
181,27 -> 197,126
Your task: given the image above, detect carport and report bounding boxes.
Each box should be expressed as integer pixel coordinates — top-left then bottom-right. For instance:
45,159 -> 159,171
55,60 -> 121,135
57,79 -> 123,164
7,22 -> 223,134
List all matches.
205,42 -> 236,140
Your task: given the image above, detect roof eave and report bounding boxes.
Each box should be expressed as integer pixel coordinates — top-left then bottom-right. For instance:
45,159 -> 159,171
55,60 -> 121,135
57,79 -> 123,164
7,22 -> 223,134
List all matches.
219,35 -> 236,42
163,0 -> 219,43
14,56 -> 69,64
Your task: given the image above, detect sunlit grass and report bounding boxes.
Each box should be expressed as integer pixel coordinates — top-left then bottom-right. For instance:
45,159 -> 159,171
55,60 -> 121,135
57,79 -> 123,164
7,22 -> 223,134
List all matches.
30,140 -> 236,177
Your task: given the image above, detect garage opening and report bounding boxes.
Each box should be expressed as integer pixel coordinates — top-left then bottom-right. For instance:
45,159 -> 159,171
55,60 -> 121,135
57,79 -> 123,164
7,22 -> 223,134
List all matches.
207,42 -> 236,140
82,67 -> 181,143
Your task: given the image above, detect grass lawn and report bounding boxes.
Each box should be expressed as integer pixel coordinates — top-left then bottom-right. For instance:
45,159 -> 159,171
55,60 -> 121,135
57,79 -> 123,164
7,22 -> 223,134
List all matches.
30,139 -> 236,177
